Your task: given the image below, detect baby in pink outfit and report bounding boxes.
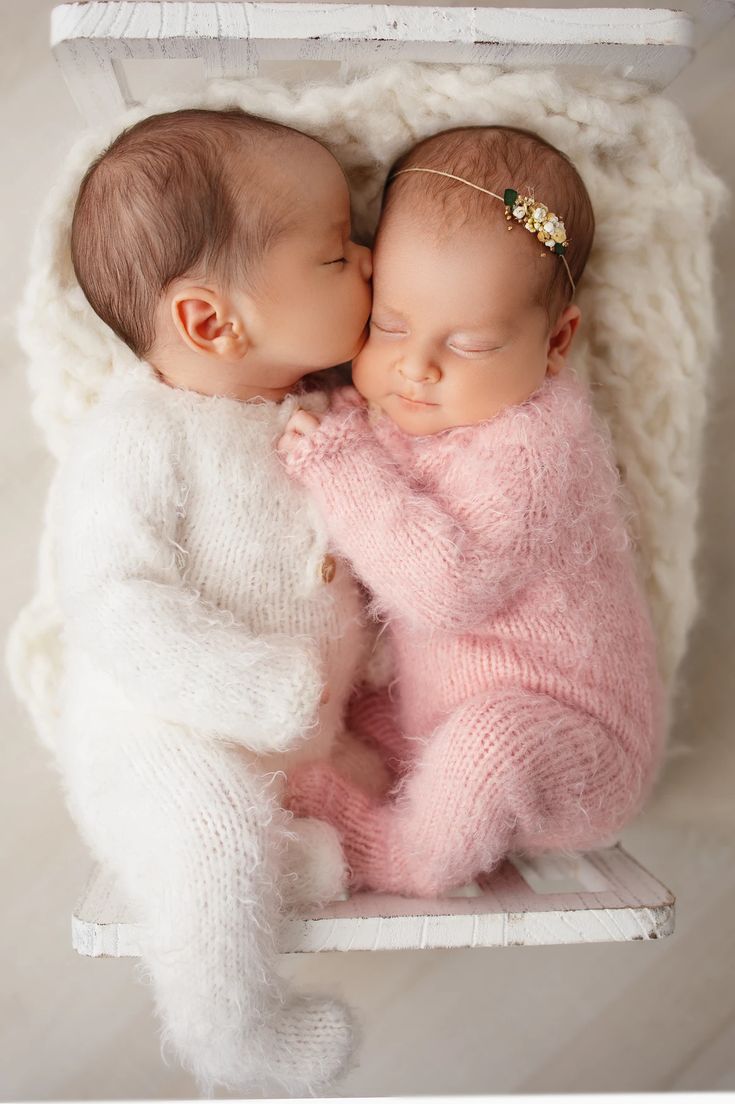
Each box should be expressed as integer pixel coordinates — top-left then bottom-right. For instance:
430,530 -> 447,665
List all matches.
278,125 -> 665,898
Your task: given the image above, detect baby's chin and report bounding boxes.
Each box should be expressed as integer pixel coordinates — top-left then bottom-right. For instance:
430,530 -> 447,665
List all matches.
372,393 -> 454,437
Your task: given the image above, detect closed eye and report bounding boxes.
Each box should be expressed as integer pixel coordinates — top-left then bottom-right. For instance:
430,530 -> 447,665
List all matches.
326,257 -> 347,266
371,320 -> 408,335
449,343 -> 503,357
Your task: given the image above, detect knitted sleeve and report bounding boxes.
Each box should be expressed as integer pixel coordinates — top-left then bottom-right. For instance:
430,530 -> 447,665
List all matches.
57,393 -> 322,752
282,404 -> 544,633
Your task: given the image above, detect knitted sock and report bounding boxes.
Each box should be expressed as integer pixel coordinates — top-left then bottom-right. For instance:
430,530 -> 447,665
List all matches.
258,995 -> 357,1096
286,761 -> 407,891
201,994 -> 355,1098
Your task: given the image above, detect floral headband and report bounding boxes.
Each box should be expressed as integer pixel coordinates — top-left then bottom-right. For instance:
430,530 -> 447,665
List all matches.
390,167 -> 576,295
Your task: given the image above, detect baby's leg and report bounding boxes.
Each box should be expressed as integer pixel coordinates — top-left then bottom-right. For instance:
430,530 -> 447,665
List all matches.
60,711 -> 354,1096
280,817 -> 348,908
287,688 -> 645,898
331,724 -> 395,798
279,735 -> 396,910
347,686 -> 420,770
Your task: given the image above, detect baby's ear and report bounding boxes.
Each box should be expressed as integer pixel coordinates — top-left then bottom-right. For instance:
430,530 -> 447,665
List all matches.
171,287 -> 249,359
547,304 -> 581,374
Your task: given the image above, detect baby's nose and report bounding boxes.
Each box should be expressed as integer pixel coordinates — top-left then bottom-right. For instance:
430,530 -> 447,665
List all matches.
398,357 -> 440,383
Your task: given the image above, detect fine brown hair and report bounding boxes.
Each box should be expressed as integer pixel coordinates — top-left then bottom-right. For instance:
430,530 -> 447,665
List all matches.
71,108 -> 309,359
382,125 -> 595,326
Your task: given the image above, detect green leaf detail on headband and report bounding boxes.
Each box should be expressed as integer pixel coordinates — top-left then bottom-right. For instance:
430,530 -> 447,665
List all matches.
391,170 -> 575,293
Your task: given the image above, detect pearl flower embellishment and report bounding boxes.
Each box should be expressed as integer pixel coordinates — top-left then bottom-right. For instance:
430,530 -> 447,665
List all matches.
387,168 -> 576,293
503,189 -> 569,254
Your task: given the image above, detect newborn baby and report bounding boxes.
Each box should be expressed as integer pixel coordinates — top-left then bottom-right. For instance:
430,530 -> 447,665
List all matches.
280,124 -> 665,898
56,108 -> 373,1094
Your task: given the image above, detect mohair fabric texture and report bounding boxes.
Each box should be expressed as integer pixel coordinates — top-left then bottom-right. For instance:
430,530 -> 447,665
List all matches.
283,375 -> 664,896
4,59 -> 728,1092
47,362 -> 368,1095
8,63 -> 729,723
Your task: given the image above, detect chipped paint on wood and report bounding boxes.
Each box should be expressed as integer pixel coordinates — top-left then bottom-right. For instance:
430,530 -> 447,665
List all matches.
72,844 -> 675,956
50,2 -> 697,124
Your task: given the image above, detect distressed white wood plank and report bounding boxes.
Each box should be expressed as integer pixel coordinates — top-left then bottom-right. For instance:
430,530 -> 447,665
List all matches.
50,2 -> 698,124
71,844 -> 674,957
52,37 -> 128,120
51,2 -> 694,48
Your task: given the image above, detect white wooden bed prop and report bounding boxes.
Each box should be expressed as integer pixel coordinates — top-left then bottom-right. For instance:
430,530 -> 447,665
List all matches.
73,845 -> 674,955
49,0 -> 735,954
51,0 -> 702,127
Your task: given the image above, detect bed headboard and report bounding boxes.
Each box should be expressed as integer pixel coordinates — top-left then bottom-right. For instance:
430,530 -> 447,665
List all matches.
50,1 -> 708,124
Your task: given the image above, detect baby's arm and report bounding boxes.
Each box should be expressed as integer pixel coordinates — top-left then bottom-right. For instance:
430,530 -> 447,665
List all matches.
280,399 -> 537,633
59,404 -> 322,753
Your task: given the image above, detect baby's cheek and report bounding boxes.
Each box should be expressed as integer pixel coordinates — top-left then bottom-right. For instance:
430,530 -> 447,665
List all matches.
351,342 -> 383,400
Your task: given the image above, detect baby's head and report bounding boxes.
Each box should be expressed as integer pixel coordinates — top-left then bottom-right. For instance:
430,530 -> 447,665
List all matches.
353,125 -> 595,434
71,108 -> 372,401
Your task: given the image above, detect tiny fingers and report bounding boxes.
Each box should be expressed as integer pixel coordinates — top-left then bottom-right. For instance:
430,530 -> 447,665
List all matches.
287,409 -> 321,436
277,429 -> 304,455
277,409 -> 322,456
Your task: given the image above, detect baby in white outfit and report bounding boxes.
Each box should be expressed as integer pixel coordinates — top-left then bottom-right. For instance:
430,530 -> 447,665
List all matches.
55,108 -> 373,1095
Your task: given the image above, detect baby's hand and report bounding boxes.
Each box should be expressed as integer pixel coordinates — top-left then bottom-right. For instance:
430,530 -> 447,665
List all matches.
277,409 -> 321,456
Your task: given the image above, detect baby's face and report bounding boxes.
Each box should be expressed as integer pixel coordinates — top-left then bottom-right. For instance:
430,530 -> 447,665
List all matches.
240,142 -> 373,382
159,140 -> 372,402
352,213 -> 558,435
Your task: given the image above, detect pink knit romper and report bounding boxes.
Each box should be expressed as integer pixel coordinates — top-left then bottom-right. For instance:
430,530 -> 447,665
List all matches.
283,368 -> 665,897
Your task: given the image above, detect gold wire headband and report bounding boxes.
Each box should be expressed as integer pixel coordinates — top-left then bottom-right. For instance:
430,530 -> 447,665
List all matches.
390,167 -> 576,295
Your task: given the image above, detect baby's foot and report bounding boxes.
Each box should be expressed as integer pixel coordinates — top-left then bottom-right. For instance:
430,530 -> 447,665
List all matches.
348,688 -> 417,771
286,763 -> 382,891
280,817 -> 348,909
285,761 -> 352,825
332,727 -> 393,798
194,994 -> 356,1097
265,994 -> 357,1096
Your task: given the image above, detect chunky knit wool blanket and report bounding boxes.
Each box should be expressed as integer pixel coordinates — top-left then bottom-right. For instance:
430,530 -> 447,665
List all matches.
7,61 -> 729,741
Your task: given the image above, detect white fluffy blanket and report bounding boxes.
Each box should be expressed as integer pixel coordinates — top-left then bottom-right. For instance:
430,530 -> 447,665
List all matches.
7,62 -> 729,748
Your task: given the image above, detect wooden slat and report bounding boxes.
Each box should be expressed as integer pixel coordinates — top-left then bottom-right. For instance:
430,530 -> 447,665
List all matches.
71,844 -> 674,956
50,2 -> 697,124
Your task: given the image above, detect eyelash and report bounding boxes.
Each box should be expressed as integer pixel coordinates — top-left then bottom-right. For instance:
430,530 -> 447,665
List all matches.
329,257 -> 347,266
450,345 -> 501,357
372,322 -> 500,356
